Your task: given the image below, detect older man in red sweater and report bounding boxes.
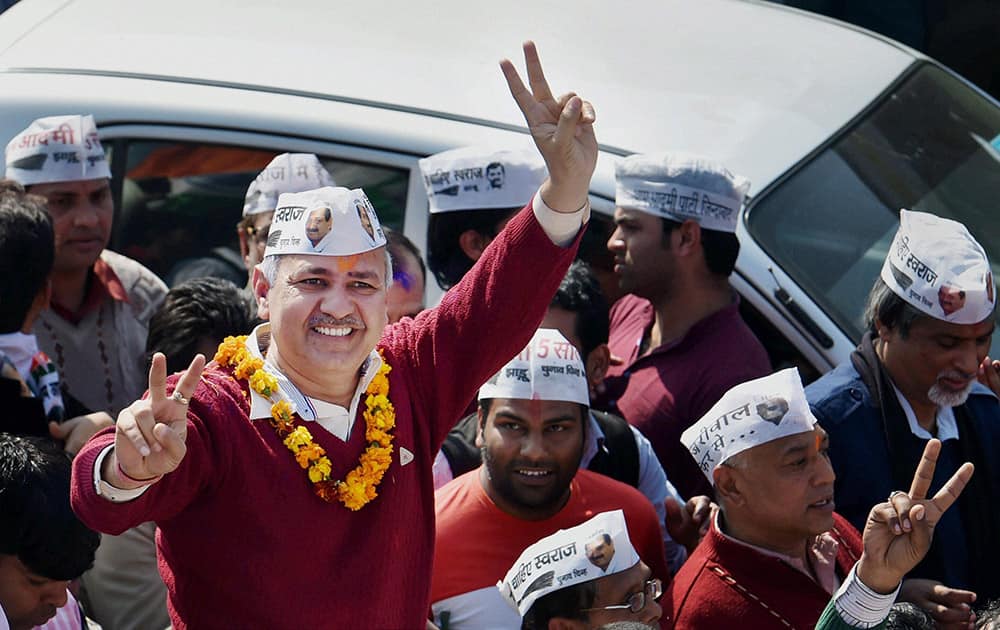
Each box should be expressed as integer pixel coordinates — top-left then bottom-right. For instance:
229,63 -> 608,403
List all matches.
69,42 -> 597,629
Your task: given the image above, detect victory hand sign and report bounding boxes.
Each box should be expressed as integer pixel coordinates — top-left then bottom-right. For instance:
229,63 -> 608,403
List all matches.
856,439 -> 974,595
104,353 -> 205,489
501,41 -> 598,213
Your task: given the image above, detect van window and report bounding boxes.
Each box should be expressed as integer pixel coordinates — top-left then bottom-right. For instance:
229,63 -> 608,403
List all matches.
747,63 -> 1000,353
111,140 -> 409,284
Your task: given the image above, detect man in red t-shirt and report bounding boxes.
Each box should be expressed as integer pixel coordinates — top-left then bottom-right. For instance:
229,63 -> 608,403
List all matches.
596,153 -> 770,500
431,329 -> 668,630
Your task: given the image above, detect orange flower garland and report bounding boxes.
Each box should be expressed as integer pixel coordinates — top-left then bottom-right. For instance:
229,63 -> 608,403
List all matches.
215,335 -> 395,510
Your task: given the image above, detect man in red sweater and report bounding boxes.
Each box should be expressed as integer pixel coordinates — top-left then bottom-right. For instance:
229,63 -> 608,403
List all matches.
668,368 -> 863,629
69,42 -> 597,629
431,329 -> 668,629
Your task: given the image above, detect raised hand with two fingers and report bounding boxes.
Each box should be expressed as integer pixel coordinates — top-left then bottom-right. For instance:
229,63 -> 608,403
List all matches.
104,352 -> 205,489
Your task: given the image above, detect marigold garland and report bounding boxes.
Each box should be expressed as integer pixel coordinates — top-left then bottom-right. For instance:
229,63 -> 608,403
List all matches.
214,335 -> 395,511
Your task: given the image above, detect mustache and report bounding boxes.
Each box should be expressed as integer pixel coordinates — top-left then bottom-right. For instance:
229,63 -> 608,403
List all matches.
308,315 -> 364,329
937,369 -> 974,381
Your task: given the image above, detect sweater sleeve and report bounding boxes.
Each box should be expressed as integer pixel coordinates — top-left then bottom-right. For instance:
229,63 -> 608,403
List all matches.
70,370 -> 235,534
382,197 -> 583,449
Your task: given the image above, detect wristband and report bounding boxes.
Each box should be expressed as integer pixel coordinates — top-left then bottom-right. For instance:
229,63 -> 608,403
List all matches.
117,460 -> 162,485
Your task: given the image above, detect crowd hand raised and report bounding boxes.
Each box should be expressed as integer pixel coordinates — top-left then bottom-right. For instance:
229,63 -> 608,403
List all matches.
856,439 -> 974,599
976,355 -> 1000,397
899,579 -> 976,629
500,41 -> 598,214
49,411 -> 113,456
665,495 -> 714,555
105,353 -> 205,488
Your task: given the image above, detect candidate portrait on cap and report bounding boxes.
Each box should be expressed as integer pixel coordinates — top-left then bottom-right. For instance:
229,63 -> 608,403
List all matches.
881,209 -> 995,325
4,114 -> 111,186
419,146 -> 547,213
479,328 -> 590,406
615,152 -> 750,234
681,368 -> 817,484
264,186 -> 386,258
498,510 -> 640,618
243,153 -> 336,217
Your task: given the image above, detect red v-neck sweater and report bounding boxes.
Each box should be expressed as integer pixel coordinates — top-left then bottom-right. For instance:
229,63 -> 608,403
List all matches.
70,203 -> 581,630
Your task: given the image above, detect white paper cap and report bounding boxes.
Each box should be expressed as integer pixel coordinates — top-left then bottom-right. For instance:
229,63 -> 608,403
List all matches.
264,187 -> 386,258
478,328 -> 589,406
498,509 -> 640,618
880,209 -> 995,325
615,152 -> 750,233
243,153 -> 336,217
5,115 -> 111,186
681,368 -> 817,485
419,146 -> 547,213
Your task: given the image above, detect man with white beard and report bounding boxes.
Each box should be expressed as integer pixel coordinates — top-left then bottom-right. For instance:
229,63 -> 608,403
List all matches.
807,209 -> 1000,620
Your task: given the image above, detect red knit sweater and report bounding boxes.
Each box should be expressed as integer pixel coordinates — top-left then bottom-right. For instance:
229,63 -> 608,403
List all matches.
666,513 -> 862,630
70,203 -> 581,630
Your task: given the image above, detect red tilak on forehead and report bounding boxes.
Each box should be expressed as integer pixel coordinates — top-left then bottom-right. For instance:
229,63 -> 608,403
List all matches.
336,254 -> 360,273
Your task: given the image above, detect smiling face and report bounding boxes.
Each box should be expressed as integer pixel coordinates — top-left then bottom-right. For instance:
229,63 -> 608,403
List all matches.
27,178 -> 112,274
479,397 -> 585,520
254,250 -> 388,388
717,426 -> 836,547
0,555 -> 69,630
607,207 -> 677,299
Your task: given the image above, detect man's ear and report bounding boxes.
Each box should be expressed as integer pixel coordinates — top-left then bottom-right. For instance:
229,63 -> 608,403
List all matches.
475,407 -> 486,448
548,618 -> 587,630
458,229 -> 491,262
675,219 -> 702,258
585,344 -> 611,395
251,266 -> 271,320
237,225 -> 251,263
713,464 -> 746,508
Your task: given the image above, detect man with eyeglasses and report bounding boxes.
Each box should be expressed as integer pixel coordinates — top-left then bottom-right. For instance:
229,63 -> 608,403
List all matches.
236,153 -> 335,289
430,329 -> 668,630
499,510 -> 663,629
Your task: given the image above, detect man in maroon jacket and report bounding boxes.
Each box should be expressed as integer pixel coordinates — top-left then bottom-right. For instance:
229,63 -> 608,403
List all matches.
69,42 -> 597,629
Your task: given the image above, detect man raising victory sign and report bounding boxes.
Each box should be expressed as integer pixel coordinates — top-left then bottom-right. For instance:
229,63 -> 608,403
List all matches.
70,42 -> 598,629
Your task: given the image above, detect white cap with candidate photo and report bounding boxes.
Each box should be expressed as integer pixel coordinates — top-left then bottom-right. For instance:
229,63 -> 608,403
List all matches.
264,186 -> 386,258
419,146 -> 547,213
881,209 -> 995,325
615,152 -> 750,233
498,510 -> 639,618
243,153 -> 336,217
681,368 -> 817,485
5,115 -> 111,186
478,328 -> 589,406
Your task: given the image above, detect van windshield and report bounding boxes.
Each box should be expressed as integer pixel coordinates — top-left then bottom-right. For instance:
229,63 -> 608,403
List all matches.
747,62 -> 1000,354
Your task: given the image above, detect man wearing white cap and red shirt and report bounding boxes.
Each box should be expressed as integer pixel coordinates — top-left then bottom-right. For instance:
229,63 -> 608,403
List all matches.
807,210 -> 1000,621
236,152 -> 335,289
69,42 -> 599,628
498,509 -> 664,629
5,114 -> 169,630
596,153 -> 770,501
431,328 -> 668,630
422,144 -> 547,290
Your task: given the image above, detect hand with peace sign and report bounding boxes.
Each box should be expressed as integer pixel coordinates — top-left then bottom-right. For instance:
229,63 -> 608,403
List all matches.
102,353 -> 206,489
855,439 -> 974,597
500,41 -> 598,214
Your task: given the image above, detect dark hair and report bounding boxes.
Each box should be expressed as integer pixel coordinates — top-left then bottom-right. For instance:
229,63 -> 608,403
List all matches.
427,207 -> 517,290
662,218 -> 740,277
885,602 -> 935,630
147,277 -> 256,373
0,179 -> 55,333
0,433 -> 100,579
385,227 -> 427,287
521,578 -> 598,629
864,277 -> 927,338
551,260 -> 609,358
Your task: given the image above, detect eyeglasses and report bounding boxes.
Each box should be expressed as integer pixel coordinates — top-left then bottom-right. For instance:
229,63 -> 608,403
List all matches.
246,224 -> 270,245
582,578 -> 662,614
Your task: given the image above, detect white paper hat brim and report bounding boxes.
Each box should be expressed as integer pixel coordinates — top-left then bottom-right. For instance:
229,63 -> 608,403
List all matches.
5,115 -> 111,186
478,329 -> 589,406
264,187 -> 386,258
420,146 -> 547,213
243,153 -> 336,217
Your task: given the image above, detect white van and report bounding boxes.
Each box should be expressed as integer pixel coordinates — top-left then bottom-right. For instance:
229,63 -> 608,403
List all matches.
2,0 -> 998,378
